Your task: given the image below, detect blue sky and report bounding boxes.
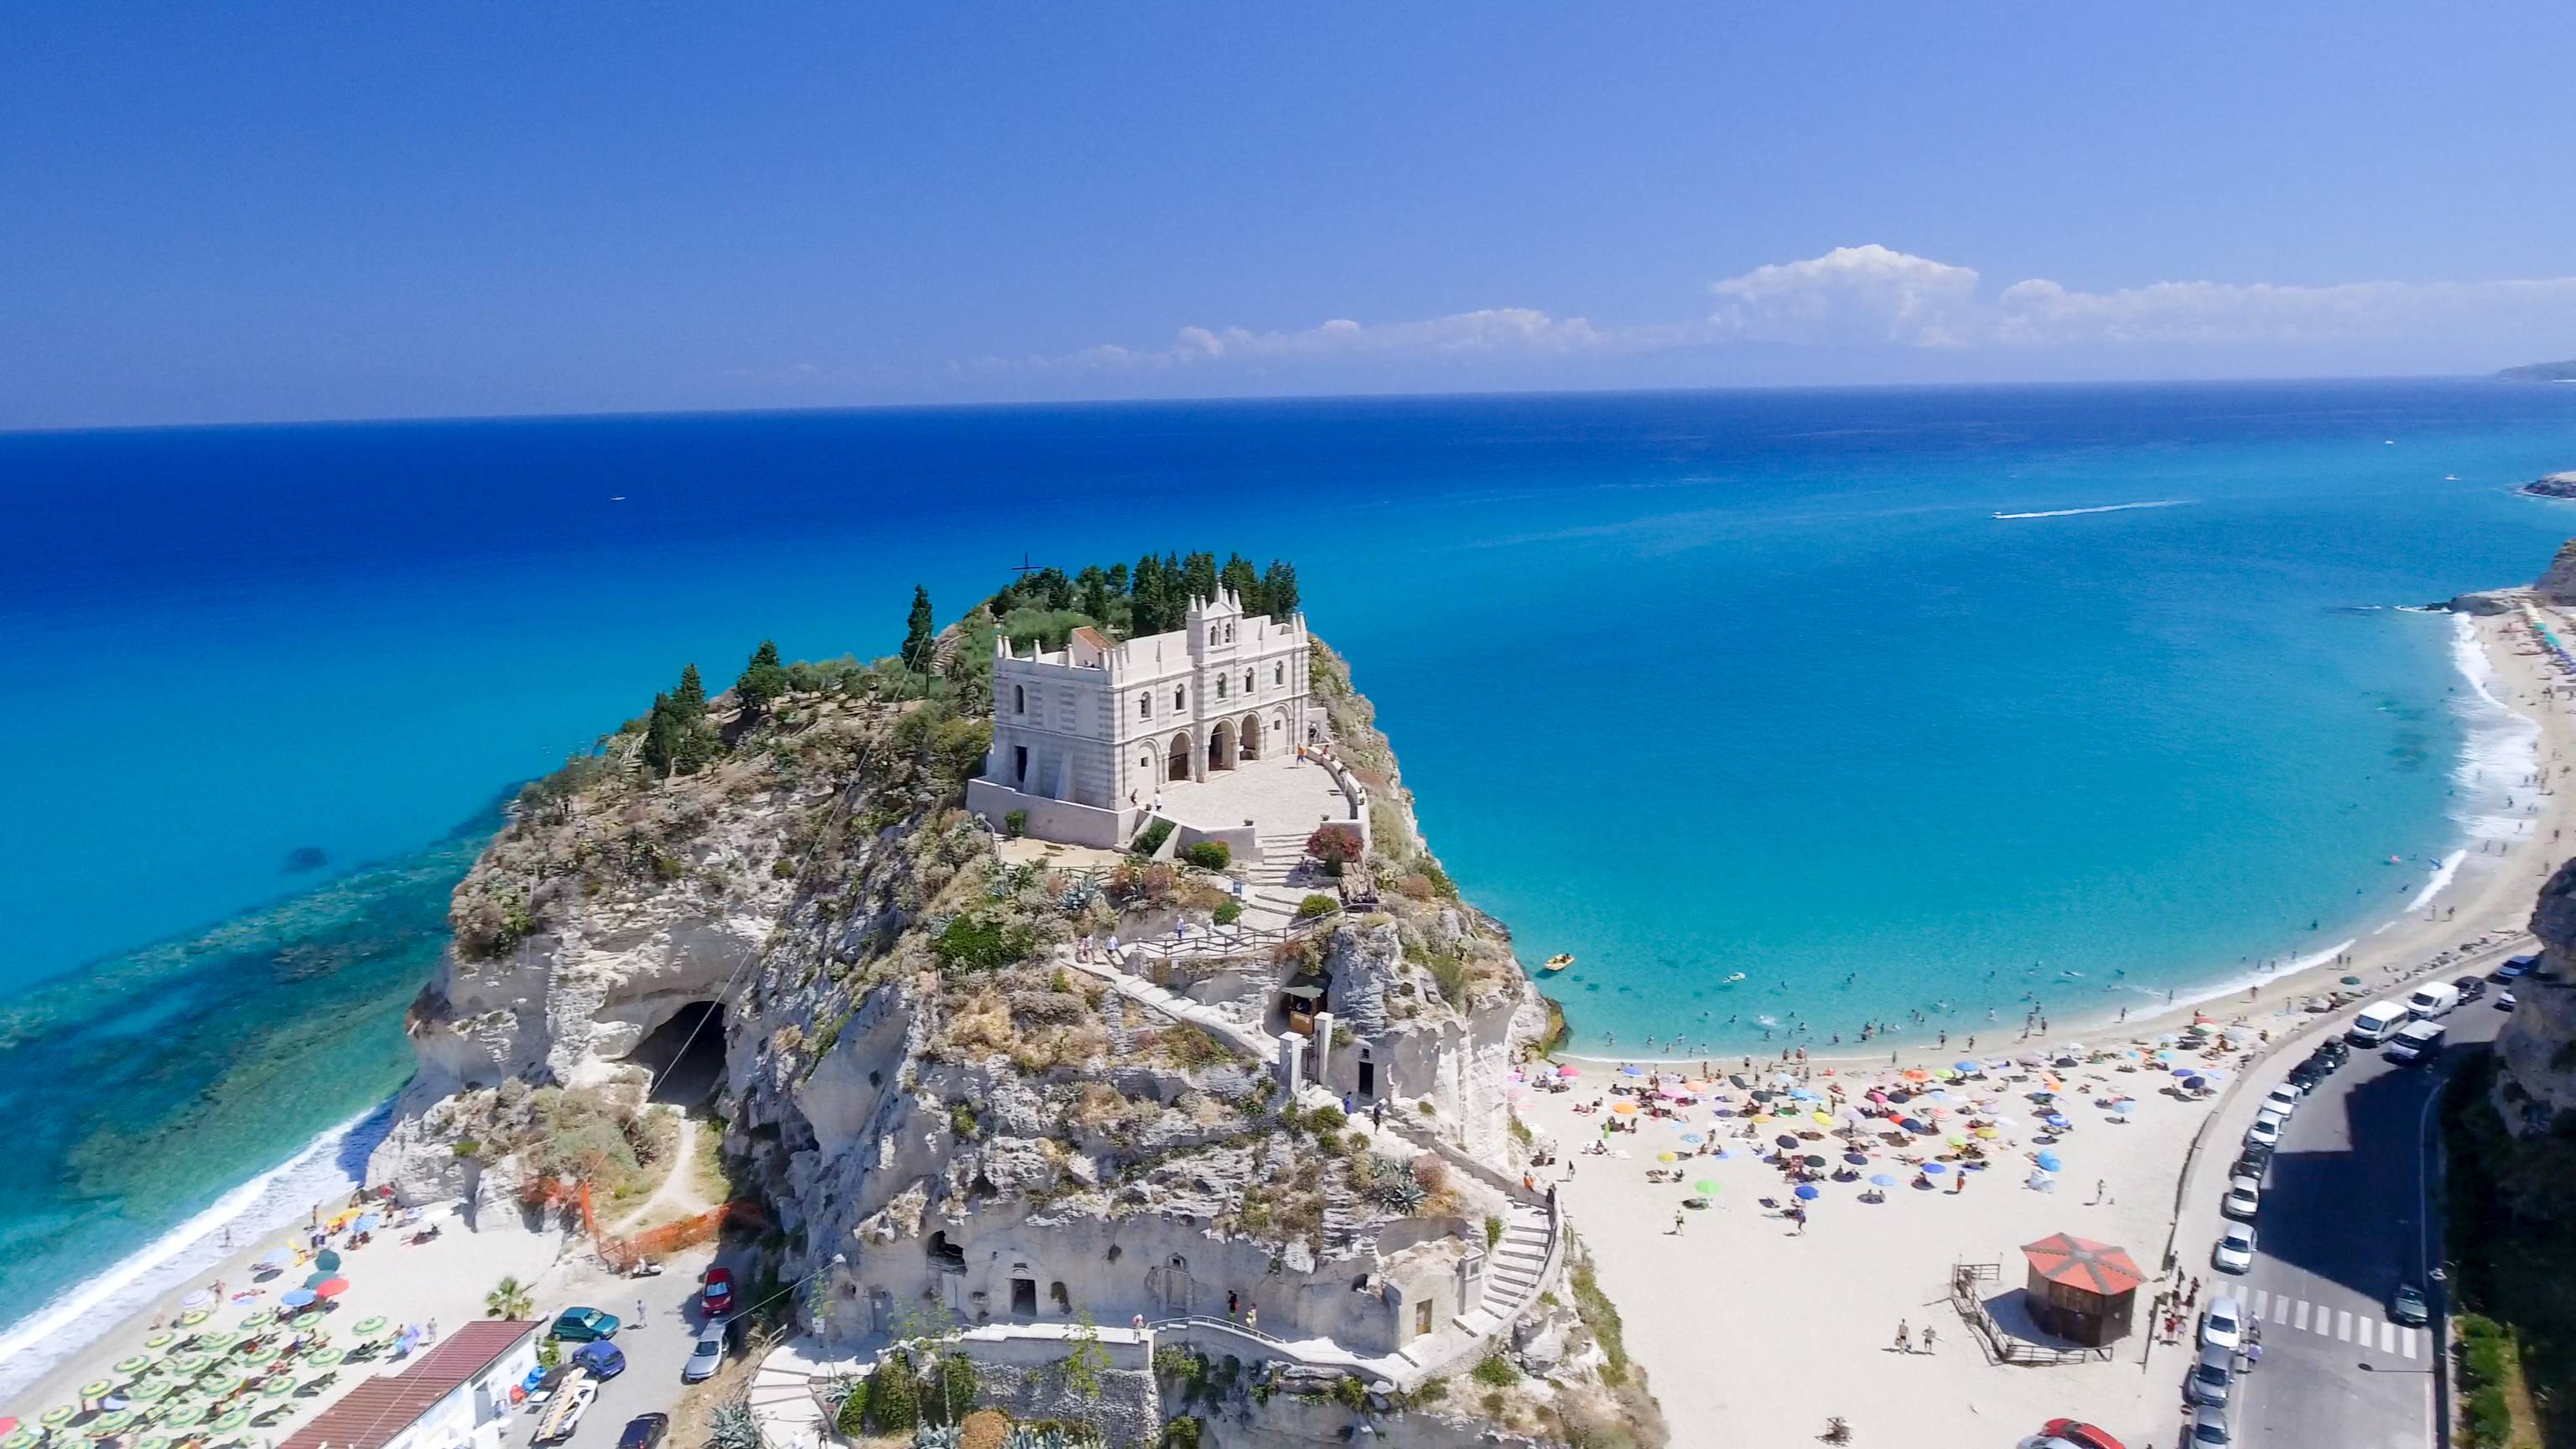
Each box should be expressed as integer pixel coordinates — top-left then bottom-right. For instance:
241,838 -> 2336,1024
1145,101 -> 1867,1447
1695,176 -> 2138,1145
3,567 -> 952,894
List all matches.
6,3 -> 2575,428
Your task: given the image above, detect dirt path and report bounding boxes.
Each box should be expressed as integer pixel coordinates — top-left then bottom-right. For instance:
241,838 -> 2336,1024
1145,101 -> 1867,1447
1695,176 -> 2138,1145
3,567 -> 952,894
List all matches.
610,1112 -> 715,1233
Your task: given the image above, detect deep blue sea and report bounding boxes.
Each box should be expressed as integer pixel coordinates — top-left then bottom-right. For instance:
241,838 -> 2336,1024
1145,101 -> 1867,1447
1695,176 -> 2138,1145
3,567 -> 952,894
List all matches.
5,380 -> 2575,1386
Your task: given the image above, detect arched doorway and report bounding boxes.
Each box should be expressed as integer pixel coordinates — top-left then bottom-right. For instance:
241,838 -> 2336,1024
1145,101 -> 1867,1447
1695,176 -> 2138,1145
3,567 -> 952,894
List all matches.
1208,719 -> 1236,772
1238,712 -> 1265,761
1166,731 -> 1193,782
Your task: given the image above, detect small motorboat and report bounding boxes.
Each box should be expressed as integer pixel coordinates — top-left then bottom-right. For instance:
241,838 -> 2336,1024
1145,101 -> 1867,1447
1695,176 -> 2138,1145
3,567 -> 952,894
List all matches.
1722,971 -> 1748,984
1542,953 -> 1575,973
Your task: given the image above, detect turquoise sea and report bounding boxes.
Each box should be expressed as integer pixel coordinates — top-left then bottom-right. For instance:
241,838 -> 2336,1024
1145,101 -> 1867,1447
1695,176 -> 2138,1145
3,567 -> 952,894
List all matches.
4,380 -> 2575,1386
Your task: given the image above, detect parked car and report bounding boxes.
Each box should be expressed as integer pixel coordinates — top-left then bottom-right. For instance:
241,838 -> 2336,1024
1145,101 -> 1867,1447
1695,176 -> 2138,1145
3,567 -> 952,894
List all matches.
2500,990 -> 2519,1011
2260,1084 -> 2300,1119
617,1415 -> 672,1449
550,1307 -> 621,1342
2454,975 -> 2489,1003
2311,1037 -> 2350,1068
683,1326 -> 728,1384
2494,953 -> 2538,980
2189,1405 -> 2233,1446
2186,1343 -> 2236,1407
702,1265 -> 735,1316
2392,1282 -> 2430,1327
534,1380 -> 600,1446
571,1341 -> 627,1379
2232,1142 -> 2274,1181
2286,1062 -> 2326,1094
2243,1113 -> 2284,1150
2213,1222 -> 2257,1274
2200,1296 -> 2246,1353
2221,1175 -> 2261,1220
2036,1421 -> 2127,1449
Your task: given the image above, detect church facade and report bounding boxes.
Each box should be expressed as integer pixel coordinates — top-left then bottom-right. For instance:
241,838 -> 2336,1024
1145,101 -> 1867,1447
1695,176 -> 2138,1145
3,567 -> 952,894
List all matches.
964,590 -> 1315,848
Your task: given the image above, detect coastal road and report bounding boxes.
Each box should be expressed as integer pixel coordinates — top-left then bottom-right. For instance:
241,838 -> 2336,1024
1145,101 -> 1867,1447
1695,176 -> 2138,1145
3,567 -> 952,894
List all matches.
2189,986 -> 2513,1448
542,1242 -> 743,1449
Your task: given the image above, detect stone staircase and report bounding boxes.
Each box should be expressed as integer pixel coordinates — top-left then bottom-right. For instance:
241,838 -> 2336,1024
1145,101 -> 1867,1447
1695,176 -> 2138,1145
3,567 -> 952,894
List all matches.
1241,834 -> 1312,927
1452,1202 -> 1552,1340
745,1342 -> 837,1449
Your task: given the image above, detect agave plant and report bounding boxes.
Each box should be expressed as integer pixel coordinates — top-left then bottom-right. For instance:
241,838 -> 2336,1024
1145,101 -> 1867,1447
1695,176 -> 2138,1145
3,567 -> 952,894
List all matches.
1368,1175 -> 1428,1213
707,1402 -> 761,1449
913,1426 -> 962,1449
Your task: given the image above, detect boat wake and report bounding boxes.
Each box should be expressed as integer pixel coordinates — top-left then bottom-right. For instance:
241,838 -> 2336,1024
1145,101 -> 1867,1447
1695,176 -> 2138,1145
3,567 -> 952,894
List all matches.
1992,500 -> 2192,521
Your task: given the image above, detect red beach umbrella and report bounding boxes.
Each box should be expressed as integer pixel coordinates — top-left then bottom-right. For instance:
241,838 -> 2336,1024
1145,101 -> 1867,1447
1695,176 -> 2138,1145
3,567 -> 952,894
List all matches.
311,1277 -> 351,1299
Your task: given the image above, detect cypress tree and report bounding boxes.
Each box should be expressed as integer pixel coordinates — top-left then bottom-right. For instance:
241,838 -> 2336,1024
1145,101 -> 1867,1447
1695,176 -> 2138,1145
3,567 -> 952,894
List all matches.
674,663 -> 707,715
1221,553 -> 1259,609
902,586 -> 936,670
641,691 -> 680,776
1182,551 -> 1219,607
736,640 -> 788,713
1131,554 -> 1166,635
1075,565 -> 1111,621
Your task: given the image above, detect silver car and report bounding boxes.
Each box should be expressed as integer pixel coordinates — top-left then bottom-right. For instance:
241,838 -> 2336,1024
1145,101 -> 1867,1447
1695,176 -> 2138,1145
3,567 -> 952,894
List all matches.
683,1324 -> 727,1384
2187,1343 -> 2236,1407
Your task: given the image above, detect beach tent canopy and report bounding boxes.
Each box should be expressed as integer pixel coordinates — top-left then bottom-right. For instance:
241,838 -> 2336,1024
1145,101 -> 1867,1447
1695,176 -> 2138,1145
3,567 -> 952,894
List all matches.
2020,1233 -> 2145,1296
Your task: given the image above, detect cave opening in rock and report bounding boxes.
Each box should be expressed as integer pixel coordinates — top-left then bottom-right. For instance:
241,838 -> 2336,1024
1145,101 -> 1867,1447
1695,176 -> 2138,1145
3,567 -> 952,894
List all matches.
627,1000 -> 727,1106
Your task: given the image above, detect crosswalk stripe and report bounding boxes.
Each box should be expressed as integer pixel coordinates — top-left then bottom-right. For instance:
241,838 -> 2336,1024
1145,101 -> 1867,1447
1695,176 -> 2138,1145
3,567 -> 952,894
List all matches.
2402,1329 -> 2419,1360
2382,1321 -> 2398,1353
2293,1301 -> 2310,1330
2337,1310 -> 2354,1342
2252,1290 -> 2270,1317
2271,1294 -> 2288,1323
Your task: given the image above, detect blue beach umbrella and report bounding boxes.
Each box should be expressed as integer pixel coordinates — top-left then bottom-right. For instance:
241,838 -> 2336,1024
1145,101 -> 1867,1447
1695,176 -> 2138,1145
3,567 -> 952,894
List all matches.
1842,1151 -> 1868,1166
2044,1114 -> 2072,1130
1869,1173 -> 1897,1187
2113,1100 -> 2136,1115
2035,1150 -> 2063,1171
1953,1060 -> 1978,1073
1794,1184 -> 1821,1200
1619,1066 -> 1643,1077
1680,1133 -> 1704,1144
1922,1162 -> 1948,1175
278,1290 -> 315,1309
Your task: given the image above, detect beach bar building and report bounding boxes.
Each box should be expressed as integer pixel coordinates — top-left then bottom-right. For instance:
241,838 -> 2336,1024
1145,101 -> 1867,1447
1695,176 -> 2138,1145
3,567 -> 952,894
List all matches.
2019,1233 -> 2143,1348
278,1320 -> 542,1449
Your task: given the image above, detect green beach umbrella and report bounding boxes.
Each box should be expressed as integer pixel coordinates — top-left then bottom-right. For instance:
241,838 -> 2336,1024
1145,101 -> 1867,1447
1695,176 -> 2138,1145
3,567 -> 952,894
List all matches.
203,1370 -> 245,1395
128,1380 -> 174,1404
236,1308 -> 273,1328
210,1410 -> 251,1432
174,1310 -> 210,1328
114,1355 -> 153,1375
351,1317 -> 388,1337
138,1437 -> 172,1449
143,1332 -> 175,1351
40,1408 -> 78,1428
257,1380 -> 293,1400
160,1405 -> 205,1430
169,1352 -> 210,1374
304,1348 -> 345,1368
313,1250 -> 341,1274
1693,1179 -> 1720,1195
2,1431 -> 40,1449
90,1412 -> 137,1434
80,1379 -> 116,1400
234,1343 -> 278,1365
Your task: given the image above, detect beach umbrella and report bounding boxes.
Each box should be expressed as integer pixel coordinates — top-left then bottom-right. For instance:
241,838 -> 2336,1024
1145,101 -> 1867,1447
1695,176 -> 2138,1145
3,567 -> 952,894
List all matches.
210,1410 -> 251,1433
202,1370 -> 244,1395
257,1381 -> 293,1400
1922,1162 -> 1949,1175
90,1413 -> 135,1435
1794,1183 -> 1821,1200
234,1343 -> 278,1367
312,1278 -> 350,1299
351,1213 -> 382,1233
1842,1151 -> 1868,1166
1973,1128 -> 1998,1140
2340,975 -> 2363,985
278,1290 -> 315,1309
1869,1173 -> 1897,1187
160,1405 -> 205,1430
1800,1154 -> 1826,1168
39,1410 -> 77,1429
301,1272 -> 332,1290
143,1332 -> 176,1351
1619,1065 -> 1643,1077
0,1431 -> 33,1449
180,1291 -> 213,1311
1953,1059 -> 1979,1074
1678,1134 -> 1704,1145
313,1249 -> 341,1274
1693,1179 -> 1720,1195
1556,1064 -> 1578,1078
2044,1114 -> 2072,1130
2035,1150 -> 2064,1171
113,1357 -> 152,1376
1610,1101 -> 1638,1115
351,1317 -> 389,1337
304,1348 -> 345,1368
256,1248 -> 291,1270
1657,1151 -> 1678,1163
1900,1067 -> 1929,1083
128,1382 -> 173,1404
1774,1134 -> 1800,1149
174,1310 -> 209,1328
2113,1100 -> 2137,1115
80,1378 -> 116,1400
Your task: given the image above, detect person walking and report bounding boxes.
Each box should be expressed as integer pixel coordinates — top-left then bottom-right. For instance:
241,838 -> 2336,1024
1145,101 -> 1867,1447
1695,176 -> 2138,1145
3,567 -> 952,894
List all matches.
1894,1321 -> 1910,1353
1920,1326 -> 1935,1353
633,1299 -> 647,1327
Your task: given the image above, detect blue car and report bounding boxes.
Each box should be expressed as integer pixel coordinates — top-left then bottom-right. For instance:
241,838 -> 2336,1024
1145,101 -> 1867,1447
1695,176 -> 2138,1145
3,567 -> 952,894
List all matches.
572,1341 -> 627,1379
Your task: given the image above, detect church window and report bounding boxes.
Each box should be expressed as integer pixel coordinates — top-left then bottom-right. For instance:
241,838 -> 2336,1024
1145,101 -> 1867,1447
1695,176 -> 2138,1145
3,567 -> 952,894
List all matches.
1139,694 -> 1151,719
1175,686 -> 1187,711
1216,677 -> 1227,700
1244,669 -> 1254,693
1274,664 -> 1285,687
1013,684 -> 1026,714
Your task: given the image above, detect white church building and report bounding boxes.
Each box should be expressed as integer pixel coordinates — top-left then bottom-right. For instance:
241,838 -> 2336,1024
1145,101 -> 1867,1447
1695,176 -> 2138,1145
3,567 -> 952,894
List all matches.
965,590 -> 1318,851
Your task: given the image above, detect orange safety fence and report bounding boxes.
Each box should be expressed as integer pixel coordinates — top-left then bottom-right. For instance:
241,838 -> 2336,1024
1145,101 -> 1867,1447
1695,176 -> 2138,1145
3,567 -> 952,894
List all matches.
597,1199 -> 768,1271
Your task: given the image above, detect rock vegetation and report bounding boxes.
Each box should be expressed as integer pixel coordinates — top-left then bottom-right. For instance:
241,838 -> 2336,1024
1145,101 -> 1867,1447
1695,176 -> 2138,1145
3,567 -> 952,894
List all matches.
370,589 -> 1656,1448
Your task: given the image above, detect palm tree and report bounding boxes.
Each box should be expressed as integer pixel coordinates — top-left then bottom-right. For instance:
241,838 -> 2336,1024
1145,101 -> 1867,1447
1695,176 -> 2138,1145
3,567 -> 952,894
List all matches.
486,1275 -> 535,1321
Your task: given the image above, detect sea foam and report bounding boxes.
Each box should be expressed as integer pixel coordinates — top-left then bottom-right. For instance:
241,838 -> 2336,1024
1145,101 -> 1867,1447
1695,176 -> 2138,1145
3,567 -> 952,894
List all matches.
2449,612 -> 2546,844
0,1101 -> 393,1400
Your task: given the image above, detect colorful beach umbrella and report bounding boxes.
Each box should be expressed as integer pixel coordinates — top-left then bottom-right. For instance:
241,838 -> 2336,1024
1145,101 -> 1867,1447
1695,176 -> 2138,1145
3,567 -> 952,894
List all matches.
1556,1064 -> 1578,1078
304,1348 -> 345,1368
138,1436 -> 172,1449
90,1413 -> 136,1434
2035,1150 -> 2064,1171
143,1332 -> 176,1351
257,1381 -> 293,1400
1869,1173 -> 1898,1187
1794,1183 -> 1821,1200
39,1409 -> 77,1428
311,1277 -> 350,1299
278,1290 -> 315,1309
1693,1180 -> 1719,1195
174,1310 -> 209,1328
313,1249 -> 341,1274
0,1430 -> 36,1449
80,1379 -> 116,1400
1657,1150 -> 1678,1162
114,1355 -> 152,1375
351,1213 -> 382,1233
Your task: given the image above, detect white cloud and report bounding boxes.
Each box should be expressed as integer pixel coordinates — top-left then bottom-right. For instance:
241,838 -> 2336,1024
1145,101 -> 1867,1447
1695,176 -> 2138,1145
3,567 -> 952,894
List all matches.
1710,245 -> 2576,350
984,308 -> 1623,377
1706,243 -> 1983,347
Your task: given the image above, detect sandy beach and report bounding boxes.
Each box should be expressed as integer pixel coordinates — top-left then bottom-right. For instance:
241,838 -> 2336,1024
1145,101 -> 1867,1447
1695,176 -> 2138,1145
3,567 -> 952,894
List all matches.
1526,602 -> 2576,1447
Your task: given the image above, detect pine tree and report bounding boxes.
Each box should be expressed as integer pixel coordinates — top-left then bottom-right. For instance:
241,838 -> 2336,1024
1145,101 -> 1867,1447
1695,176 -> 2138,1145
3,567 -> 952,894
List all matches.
1182,551 -> 1219,607
902,586 -> 936,671
1075,565 -> 1111,621
1130,554 -> 1167,635
675,663 -> 707,715
736,640 -> 788,713
1221,553 -> 1259,610
641,691 -> 681,776
1260,559 -> 1301,618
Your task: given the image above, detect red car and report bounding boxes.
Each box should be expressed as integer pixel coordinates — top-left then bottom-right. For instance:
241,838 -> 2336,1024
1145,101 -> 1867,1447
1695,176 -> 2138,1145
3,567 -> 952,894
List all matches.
2038,1422 -> 2127,1449
701,1265 -> 734,1316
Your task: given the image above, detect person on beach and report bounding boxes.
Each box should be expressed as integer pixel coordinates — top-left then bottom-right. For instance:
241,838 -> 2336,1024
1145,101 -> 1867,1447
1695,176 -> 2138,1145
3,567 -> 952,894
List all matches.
633,1299 -> 647,1327
1894,1321 -> 1910,1353
1920,1326 -> 1935,1353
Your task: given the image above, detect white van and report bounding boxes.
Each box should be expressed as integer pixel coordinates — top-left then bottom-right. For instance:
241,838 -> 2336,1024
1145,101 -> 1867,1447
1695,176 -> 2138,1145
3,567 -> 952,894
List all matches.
2407,982 -> 2460,1020
2386,1020 -> 2446,1064
2348,1000 -> 2411,1046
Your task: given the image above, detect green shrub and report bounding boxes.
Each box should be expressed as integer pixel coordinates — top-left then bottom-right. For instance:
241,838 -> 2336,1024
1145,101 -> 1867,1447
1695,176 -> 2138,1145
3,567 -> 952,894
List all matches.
1157,1417 -> 1204,1449
1330,1374 -> 1368,1408
935,1352 -> 979,1426
1470,1353 -> 1519,1387
1004,809 -> 1029,839
1131,819 -> 1176,856
835,1379 -> 870,1436
1182,841 -> 1231,870
1571,1259 -> 1631,1388
1295,894 -> 1339,921
1213,901 -> 1242,926
1484,1214 -> 1504,1249
1306,1104 -> 1347,1133
934,911 -> 1039,971
950,1102 -> 980,1140
868,1352 -> 920,1433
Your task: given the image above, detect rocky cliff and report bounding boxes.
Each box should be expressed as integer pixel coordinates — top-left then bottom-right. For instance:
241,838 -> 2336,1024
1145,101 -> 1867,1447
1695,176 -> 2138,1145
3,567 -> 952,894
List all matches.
369,616 -> 1654,1449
